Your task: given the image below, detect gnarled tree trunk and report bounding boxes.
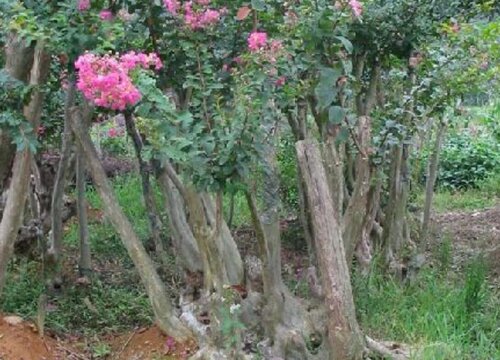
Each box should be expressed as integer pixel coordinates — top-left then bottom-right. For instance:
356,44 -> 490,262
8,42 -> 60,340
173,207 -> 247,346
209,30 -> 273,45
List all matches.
296,139 -> 365,360
0,42 -> 49,295
0,34 -> 34,196
157,169 -> 202,274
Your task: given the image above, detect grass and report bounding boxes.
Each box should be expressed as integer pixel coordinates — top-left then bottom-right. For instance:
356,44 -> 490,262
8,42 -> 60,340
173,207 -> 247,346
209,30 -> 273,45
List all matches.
1,175 -> 157,336
414,173 -> 500,213
354,256 -> 500,359
2,166 -> 498,353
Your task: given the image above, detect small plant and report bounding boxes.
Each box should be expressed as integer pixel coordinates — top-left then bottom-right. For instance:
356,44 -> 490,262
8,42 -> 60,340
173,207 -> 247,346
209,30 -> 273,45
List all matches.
435,235 -> 453,273
92,342 -> 112,358
463,257 -> 488,316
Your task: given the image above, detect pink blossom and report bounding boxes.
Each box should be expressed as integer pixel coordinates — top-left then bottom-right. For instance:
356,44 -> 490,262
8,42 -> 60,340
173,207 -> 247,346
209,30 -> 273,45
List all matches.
248,32 -> 268,52
163,0 -> 225,29
77,0 -> 90,11
275,76 -> 286,87
349,0 -> 362,17
107,128 -> 119,137
74,52 -> 163,111
163,0 -> 181,15
99,10 -> 113,21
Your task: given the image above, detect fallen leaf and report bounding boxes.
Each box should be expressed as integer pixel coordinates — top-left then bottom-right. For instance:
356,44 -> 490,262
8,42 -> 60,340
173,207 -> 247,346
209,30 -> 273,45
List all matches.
237,6 -> 251,20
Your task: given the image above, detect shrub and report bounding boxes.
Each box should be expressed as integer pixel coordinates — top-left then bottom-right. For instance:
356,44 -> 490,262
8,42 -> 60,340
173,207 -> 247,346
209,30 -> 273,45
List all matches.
432,131 -> 500,190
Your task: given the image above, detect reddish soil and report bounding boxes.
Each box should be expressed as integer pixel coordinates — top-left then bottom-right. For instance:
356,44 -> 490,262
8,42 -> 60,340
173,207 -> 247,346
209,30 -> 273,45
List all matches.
0,315 -> 196,360
0,316 -> 71,360
108,327 -> 197,360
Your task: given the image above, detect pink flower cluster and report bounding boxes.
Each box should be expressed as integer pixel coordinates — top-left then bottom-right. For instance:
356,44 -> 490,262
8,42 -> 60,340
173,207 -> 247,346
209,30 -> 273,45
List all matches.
99,10 -> 113,21
349,0 -> 363,17
163,0 -> 227,30
75,52 -> 163,111
248,32 -> 268,52
77,0 -> 90,11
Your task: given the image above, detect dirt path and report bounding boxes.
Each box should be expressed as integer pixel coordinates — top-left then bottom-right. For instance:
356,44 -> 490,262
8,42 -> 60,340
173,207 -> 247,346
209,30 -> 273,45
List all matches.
433,205 -> 500,281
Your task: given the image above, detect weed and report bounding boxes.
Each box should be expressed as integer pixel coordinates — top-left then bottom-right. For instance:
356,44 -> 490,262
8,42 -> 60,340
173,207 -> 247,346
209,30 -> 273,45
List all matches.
435,234 -> 452,273
354,257 -> 499,359
92,342 -> 112,358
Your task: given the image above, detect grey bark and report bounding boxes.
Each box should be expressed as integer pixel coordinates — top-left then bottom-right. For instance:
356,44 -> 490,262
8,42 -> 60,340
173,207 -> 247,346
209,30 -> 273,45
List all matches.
158,162 -> 243,287
296,139 -> 365,360
0,151 -> 32,295
0,43 -> 49,296
420,120 -> 446,244
123,112 -> 166,259
47,82 -> 76,284
382,145 -> 410,272
157,169 -> 202,274
342,62 -> 380,268
183,188 -> 244,292
0,34 -> 34,193
69,107 -> 193,340
76,150 -> 91,274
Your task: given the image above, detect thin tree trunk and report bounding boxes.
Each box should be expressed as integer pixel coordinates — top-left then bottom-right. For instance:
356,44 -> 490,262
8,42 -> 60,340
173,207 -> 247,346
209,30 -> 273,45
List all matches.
0,151 -> 32,295
0,43 -> 49,296
296,139 -> 365,360
157,169 -> 202,274
123,112 -> 166,259
69,107 -> 193,340
342,116 -> 372,268
76,150 -> 91,275
47,82 -> 76,285
420,120 -> 446,244
382,145 -> 410,272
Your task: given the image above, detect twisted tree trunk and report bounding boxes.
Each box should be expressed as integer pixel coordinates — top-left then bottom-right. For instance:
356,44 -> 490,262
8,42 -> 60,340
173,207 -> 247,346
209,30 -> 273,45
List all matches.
0,34 -> 34,196
0,42 -> 49,295
157,169 -> 202,274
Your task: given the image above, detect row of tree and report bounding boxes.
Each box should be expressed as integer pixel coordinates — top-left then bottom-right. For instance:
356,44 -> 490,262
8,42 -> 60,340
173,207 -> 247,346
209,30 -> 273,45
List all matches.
0,1 -> 498,359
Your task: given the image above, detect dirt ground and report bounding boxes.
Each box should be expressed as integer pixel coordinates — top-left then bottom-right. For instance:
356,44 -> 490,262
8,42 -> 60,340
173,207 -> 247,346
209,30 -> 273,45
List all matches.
433,205 -> 500,281
0,316 -> 195,360
1,206 -> 498,360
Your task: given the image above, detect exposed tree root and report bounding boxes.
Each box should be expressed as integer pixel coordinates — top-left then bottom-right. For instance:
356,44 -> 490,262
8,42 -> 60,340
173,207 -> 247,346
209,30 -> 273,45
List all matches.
365,336 -> 410,360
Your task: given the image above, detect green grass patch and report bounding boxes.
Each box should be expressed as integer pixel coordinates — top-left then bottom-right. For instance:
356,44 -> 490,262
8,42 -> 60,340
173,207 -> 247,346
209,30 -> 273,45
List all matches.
414,173 -> 499,213
354,257 -> 500,359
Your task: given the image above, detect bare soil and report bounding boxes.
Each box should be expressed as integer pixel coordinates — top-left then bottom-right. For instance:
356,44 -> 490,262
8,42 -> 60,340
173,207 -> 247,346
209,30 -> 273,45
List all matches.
433,205 -> 500,280
0,316 -> 68,360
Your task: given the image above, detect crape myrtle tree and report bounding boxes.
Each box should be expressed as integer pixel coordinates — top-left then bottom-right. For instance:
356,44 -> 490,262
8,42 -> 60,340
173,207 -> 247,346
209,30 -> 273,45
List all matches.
0,0 -> 498,359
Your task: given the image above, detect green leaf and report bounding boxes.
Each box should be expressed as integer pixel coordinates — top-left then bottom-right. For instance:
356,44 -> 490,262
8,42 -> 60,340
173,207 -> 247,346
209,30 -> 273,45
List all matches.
335,36 -> 353,54
314,68 -> 341,111
328,106 -> 346,125
335,127 -> 350,145
251,0 -> 266,11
